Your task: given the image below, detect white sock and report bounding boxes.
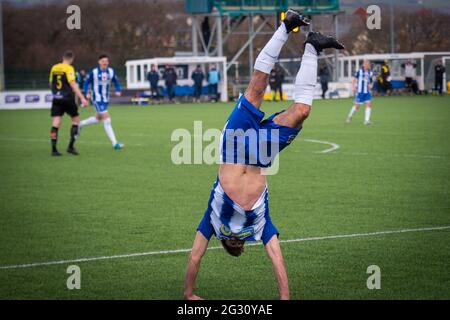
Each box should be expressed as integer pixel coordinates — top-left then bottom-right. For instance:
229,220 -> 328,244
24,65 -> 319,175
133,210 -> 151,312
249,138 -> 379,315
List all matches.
80,116 -> 99,127
103,118 -> 117,145
348,106 -> 357,119
294,43 -> 318,106
365,107 -> 372,123
254,23 -> 289,74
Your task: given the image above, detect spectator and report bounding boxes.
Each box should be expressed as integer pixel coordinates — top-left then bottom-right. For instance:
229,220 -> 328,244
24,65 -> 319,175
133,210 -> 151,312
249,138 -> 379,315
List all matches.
434,60 -> 446,96
147,64 -> 160,102
207,64 -> 220,102
381,60 -> 392,95
274,65 -> 285,101
318,66 -> 330,99
402,60 -> 417,95
163,65 -> 177,102
376,74 -> 384,95
269,69 -> 278,101
191,65 -> 205,103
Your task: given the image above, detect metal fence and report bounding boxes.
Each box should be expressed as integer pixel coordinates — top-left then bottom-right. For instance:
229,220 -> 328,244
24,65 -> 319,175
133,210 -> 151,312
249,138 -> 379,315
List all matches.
5,68 -> 127,91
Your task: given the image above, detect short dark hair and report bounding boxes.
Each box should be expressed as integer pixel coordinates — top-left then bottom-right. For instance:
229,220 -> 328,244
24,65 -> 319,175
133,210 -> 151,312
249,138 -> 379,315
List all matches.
63,50 -> 74,60
221,238 -> 245,257
98,54 -> 109,60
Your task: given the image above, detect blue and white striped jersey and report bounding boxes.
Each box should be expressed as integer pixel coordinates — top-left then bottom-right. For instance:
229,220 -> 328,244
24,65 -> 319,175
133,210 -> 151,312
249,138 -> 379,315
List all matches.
354,68 -> 373,94
84,67 -> 121,103
209,180 -> 268,242
197,178 -> 279,245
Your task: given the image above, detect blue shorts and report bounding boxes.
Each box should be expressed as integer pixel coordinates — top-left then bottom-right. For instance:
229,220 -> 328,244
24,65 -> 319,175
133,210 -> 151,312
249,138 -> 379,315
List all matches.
355,92 -> 372,104
221,96 -> 301,168
197,178 -> 279,246
93,101 -> 109,113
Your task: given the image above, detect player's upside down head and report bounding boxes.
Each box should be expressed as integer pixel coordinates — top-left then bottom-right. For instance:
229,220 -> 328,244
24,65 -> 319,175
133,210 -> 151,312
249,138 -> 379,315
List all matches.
221,238 -> 245,257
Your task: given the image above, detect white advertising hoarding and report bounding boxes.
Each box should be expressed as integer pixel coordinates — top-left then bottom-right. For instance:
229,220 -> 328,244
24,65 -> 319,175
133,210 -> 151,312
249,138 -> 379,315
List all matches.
0,91 -> 53,110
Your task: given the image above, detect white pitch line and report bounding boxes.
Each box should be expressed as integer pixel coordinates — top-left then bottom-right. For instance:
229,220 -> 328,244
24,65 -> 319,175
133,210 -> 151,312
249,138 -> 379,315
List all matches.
0,136 -> 145,147
302,138 -> 340,154
0,225 -> 449,270
2,136 -> 444,160
338,151 -> 445,160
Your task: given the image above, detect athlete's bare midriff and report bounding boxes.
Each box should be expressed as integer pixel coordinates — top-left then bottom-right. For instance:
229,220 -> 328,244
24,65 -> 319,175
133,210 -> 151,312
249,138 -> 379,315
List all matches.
219,163 -> 267,211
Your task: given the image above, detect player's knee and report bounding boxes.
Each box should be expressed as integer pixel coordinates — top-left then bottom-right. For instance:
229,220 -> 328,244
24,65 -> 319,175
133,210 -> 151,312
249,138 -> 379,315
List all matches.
52,118 -> 61,127
246,83 -> 266,101
188,253 -> 202,265
245,71 -> 268,100
293,104 -> 311,121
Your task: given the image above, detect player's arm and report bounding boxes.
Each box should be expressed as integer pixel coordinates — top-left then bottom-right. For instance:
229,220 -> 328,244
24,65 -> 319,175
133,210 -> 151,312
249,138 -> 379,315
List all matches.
83,71 -> 93,99
66,67 -> 88,107
184,231 -> 209,300
70,81 -> 89,107
265,236 -> 290,300
112,70 -> 122,97
352,77 -> 357,94
49,66 -> 54,88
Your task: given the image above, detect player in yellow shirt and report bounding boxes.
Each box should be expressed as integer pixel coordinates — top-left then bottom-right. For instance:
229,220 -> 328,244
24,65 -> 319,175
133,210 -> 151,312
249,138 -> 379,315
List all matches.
49,51 -> 89,156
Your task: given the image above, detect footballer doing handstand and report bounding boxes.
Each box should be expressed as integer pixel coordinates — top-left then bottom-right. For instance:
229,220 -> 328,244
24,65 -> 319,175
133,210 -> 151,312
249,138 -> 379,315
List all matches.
184,9 -> 344,300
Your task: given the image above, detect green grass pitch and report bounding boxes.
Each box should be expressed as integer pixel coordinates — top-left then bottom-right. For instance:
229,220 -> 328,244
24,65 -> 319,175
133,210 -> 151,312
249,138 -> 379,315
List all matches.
0,96 -> 449,299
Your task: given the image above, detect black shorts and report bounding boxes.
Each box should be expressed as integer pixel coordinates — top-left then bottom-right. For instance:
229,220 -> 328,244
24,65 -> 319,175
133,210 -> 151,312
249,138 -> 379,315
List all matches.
51,98 -> 79,117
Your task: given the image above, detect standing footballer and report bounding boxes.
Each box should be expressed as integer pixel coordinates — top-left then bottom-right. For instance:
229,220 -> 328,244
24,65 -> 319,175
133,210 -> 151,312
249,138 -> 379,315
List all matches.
346,60 -> 374,125
79,54 -> 124,150
49,51 -> 89,156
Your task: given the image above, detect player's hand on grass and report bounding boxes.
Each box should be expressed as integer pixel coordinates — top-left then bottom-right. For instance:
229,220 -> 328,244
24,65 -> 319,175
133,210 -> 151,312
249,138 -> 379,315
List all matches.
185,294 -> 204,300
115,92 -> 122,97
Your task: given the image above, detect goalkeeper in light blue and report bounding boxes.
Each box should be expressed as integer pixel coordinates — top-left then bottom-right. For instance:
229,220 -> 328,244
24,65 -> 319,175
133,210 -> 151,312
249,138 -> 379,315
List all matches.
79,54 -> 124,150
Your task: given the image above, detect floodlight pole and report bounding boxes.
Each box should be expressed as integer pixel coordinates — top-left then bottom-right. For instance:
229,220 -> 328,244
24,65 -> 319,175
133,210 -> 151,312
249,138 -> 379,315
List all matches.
216,15 -> 223,57
192,15 -> 199,56
333,13 -> 339,82
390,4 -> 395,53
